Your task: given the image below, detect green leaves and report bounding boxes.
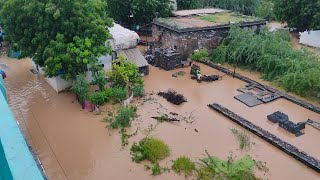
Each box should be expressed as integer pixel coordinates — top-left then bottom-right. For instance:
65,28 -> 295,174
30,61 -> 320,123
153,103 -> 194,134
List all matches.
0,0 -> 113,80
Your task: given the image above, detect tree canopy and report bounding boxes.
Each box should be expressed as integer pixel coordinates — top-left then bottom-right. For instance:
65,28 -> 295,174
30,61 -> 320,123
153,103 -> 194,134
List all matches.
273,0 -> 320,31
177,0 -> 198,10
0,0 -> 113,80
107,0 -> 172,26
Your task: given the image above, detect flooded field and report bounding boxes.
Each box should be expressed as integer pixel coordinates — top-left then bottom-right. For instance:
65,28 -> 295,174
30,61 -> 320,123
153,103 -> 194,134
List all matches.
2,56 -> 320,180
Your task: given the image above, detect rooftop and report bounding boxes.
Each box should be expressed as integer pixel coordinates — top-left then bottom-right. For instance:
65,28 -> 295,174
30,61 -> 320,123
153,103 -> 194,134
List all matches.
154,11 -> 265,33
172,8 -> 227,17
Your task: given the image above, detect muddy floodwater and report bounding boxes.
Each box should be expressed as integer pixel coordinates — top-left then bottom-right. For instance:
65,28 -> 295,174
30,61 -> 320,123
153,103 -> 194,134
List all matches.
2,56 -> 320,180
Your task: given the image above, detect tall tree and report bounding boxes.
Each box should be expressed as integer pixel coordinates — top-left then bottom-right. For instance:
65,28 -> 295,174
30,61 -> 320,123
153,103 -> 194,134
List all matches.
177,0 -> 198,10
273,0 -> 320,31
0,0 -> 113,80
107,0 -> 172,26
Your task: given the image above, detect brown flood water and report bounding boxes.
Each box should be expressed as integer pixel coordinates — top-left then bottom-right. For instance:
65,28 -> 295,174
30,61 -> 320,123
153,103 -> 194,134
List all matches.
2,56 -> 320,180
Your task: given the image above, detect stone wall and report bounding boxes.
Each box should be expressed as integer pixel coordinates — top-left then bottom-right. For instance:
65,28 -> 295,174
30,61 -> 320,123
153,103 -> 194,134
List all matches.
152,23 -> 264,60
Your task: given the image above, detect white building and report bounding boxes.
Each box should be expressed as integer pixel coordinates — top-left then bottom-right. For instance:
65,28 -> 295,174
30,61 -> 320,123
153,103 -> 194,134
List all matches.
33,24 -> 148,93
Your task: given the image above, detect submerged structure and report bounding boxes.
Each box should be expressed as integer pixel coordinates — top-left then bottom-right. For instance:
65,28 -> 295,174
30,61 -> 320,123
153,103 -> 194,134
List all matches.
152,8 -> 266,59
267,111 -> 306,137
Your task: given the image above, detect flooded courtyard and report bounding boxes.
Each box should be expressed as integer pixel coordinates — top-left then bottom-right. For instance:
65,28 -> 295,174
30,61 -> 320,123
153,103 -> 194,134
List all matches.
2,56 -> 320,180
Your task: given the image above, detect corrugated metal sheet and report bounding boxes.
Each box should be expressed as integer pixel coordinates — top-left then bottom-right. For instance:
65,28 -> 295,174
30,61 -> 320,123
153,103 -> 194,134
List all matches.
299,30 -> 320,48
117,48 -> 149,67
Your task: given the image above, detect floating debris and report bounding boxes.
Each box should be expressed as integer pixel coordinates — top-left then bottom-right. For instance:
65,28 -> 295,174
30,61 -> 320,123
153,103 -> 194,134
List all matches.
172,71 -> 186,78
158,90 -> 187,105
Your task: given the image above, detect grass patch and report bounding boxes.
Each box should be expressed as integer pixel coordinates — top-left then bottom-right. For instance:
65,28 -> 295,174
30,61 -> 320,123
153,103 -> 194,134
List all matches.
172,156 -> 195,177
130,137 -> 170,163
104,106 -> 137,129
230,128 -> 251,150
199,12 -> 259,24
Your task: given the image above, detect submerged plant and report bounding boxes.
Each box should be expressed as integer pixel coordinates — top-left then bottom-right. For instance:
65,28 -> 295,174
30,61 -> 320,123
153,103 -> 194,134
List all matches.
172,156 -> 196,177
105,106 -> 137,129
130,137 -> 170,163
230,128 -> 251,150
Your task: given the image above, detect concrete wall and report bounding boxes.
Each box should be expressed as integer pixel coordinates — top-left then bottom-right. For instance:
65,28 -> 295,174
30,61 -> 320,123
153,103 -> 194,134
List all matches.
152,24 -> 264,59
31,55 -> 113,93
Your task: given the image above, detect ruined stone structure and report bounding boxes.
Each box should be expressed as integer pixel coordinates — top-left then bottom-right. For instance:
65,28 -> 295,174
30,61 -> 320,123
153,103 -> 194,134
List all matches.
152,10 -> 266,59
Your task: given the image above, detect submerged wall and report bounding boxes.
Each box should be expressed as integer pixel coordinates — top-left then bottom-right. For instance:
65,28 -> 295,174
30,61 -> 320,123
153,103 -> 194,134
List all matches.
0,76 -> 45,180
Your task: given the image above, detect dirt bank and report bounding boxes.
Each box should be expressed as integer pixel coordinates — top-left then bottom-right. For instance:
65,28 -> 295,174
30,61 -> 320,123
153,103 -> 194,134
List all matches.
2,57 -> 320,179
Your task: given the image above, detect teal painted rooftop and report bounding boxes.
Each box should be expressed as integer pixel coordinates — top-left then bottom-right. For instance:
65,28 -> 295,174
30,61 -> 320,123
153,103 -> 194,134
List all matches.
0,77 -> 45,180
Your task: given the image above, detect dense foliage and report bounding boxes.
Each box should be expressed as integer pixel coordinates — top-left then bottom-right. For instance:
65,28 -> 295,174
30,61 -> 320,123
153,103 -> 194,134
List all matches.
89,91 -> 109,106
177,0 -> 197,10
190,49 -> 208,62
211,26 -> 320,101
107,0 -> 172,26
0,0 -> 112,80
273,0 -> 320,31
131,137 -> 170,163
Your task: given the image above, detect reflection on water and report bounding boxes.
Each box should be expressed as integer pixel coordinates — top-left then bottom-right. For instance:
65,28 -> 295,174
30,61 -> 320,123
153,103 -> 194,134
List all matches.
2,56 -> 320,180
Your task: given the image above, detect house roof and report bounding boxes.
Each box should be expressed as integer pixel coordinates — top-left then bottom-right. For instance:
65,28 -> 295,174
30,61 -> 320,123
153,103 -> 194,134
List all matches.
299,30 -> 320,48
117,48 -> 148,67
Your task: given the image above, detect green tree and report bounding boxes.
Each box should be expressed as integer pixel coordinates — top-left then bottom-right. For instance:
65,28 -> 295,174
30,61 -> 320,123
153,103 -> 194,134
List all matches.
107,0 -> 172,26
273,0 -> 320,31
0,0 -> 113,80
177,0 -> 197,10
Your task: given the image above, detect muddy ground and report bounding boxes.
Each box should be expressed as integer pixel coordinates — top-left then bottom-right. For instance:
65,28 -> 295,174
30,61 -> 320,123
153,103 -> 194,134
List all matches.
1,56 -> 320,180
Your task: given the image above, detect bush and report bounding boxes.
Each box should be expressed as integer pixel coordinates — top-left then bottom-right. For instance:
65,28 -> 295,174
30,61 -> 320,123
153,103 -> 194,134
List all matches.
197,151 -> 258,180
130,137 -> 170,163
172,156 -> 195,176
111,86 -> 128,102
211,26 -> 320,101
71,74 -> 90,102
106,106 -> 137,129
89,91 -> 109,106
132,85 -> 144,97
191,49 -> 208,62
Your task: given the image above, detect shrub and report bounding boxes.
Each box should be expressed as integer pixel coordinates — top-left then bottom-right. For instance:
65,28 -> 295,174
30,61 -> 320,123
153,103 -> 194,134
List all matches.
130,137 -> 170,163
111,86 -> 128,102
89,91 -> 109,106
197,151 -> 258,180
106,106 -> 137,129
92,70 -> 107,91
191,49 -> 208,62
132,84 -> 144,97
71,74 -> 90,103
172,156 -> 195,176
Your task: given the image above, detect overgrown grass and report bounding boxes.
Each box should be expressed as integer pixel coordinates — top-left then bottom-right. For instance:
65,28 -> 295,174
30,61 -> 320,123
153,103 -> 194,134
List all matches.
130,137 -> 170,163
211,26 -> 320,102
230,128 -> 251,150
199,12 -> 259,24
104,106 -> 137,129
172,156 -> 196,177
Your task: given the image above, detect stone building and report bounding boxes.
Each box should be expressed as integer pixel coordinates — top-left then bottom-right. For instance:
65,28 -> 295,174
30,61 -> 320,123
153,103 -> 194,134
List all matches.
152,8 -> 266,59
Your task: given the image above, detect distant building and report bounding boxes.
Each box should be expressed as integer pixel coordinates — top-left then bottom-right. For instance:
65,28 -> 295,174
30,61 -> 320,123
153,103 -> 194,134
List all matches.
152,8 -> 266,59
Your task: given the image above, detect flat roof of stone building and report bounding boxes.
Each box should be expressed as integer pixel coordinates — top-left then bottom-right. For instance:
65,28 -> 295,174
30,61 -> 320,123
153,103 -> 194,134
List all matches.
172,8 -> 227,17
153,12 -> 265,33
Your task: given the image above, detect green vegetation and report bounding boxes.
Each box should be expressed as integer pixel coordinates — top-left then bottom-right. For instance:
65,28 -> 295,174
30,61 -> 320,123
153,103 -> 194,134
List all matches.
130,137 -> 170,163
132,84 -> 144,97
172,156 -> 196,177
71,74 -> 90,103
111,86 -> 128,103
231,128 -> 251,150
191,49 -> 209,62
105,106 -> 137,129
89,91 -> 109,107
177,0 -> 197,10
211,26 -> 320,102
199,12 -> 259,24
120,128 -> 138,147
107,0 -> 172,26
274,0 -> 320,31
91,68 -> 107,91
0,0 -> 112,80
197,151 -> 258,180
